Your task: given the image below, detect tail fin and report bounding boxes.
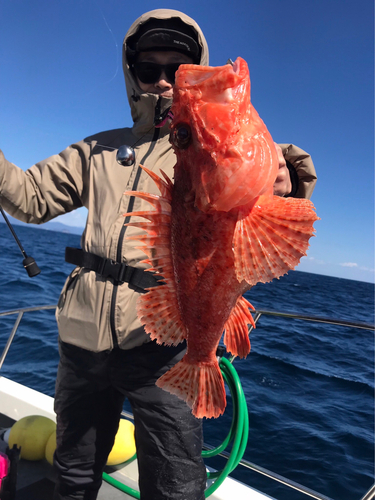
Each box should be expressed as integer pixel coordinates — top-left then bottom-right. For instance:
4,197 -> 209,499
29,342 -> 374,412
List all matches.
156,355 -> 226,419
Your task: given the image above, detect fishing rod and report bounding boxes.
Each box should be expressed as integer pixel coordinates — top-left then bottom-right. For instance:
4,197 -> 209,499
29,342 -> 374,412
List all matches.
0,204 -> 40,277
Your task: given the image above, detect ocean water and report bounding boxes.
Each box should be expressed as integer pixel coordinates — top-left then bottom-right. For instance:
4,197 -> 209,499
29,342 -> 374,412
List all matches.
0,222 -> 373,500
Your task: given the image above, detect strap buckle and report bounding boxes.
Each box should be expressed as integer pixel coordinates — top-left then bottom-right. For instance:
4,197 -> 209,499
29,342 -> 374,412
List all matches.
118,264 -> 134,284
98,258 -> 121,281
98,258 -> 134,284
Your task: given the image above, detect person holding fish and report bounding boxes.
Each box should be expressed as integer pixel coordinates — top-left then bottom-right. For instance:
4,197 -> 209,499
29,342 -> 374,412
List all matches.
0,8 -> 317,500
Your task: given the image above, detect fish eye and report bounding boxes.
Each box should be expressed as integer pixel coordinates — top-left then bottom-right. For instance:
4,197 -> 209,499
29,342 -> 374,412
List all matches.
172,123 -> 191,149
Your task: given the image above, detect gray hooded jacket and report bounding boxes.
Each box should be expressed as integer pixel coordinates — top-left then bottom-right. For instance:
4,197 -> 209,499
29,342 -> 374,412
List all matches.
0,9 -> 316,352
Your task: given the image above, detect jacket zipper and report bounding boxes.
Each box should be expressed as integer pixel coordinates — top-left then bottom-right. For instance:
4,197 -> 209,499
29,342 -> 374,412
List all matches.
109,100 -> 163,348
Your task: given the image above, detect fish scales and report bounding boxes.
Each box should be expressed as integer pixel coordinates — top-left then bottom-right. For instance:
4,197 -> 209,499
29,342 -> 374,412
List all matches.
124,57 -> 319,418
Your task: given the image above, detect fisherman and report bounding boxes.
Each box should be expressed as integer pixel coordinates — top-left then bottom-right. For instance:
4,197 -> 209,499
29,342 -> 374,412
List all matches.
0,9 -> 317,500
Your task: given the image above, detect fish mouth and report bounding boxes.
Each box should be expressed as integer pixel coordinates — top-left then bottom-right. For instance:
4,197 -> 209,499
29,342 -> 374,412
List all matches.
175,58 -> 242,88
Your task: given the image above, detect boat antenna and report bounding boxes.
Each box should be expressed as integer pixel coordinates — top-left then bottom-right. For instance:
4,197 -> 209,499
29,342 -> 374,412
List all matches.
0,204 -> 41,277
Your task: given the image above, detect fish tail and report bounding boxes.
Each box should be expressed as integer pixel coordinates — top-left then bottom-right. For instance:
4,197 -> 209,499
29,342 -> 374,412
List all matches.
156,356 -> 226,419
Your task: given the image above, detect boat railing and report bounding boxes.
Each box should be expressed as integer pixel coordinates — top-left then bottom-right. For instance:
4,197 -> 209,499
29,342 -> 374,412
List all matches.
0,304 -> 374,500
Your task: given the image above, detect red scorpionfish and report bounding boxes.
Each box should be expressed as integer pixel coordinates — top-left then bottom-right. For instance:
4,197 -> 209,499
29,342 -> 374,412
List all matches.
124,57 -> 319,418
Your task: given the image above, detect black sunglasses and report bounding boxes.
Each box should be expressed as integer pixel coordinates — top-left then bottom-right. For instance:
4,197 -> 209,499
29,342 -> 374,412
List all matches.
133,62 -> 183,84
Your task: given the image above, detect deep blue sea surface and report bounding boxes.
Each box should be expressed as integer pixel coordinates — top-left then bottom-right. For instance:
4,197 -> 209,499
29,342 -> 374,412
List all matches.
0,222 -> 374,500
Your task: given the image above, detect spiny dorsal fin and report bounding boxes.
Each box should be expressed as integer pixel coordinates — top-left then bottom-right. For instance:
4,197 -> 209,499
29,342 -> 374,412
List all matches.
137,285 -> 187,345
123,166 -> 186,346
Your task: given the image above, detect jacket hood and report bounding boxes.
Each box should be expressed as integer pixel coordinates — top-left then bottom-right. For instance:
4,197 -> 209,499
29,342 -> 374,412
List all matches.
122,9 -> 209,137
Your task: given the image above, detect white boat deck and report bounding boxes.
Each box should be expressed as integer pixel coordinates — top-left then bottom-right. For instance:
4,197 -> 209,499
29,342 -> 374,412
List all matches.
0,376 -> 273,500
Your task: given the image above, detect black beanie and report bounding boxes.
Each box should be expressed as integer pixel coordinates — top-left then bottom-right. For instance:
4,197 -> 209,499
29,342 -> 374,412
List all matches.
127,17 -> 201,64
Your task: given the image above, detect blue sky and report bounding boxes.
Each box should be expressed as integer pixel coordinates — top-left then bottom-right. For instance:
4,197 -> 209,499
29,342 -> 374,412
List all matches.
0,0 -> 373,283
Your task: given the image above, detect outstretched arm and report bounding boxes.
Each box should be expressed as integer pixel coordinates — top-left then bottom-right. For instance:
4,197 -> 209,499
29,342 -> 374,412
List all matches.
0,142 -> 90,224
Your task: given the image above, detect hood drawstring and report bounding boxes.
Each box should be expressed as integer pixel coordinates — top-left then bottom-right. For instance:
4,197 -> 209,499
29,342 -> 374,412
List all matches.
131,91 -> 140,102
88,97 -> 174,167
153,96 -> 173,128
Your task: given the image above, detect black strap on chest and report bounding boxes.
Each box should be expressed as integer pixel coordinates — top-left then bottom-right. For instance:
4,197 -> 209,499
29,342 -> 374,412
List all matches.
65,247 -> 162,293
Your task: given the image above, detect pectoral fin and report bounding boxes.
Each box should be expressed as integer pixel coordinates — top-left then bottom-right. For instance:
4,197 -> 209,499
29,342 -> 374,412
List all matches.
234,195 -> 319,285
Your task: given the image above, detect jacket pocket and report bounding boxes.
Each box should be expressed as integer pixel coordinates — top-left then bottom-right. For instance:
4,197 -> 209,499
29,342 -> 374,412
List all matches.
55,268 -> 112,352
55,268 -> 80,322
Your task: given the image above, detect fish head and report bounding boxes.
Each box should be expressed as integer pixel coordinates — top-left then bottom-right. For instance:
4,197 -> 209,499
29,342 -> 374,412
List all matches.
170,57 -> 279,213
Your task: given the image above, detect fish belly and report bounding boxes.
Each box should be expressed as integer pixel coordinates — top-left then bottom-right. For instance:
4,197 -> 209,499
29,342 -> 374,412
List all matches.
155,194 -> 249,418
171,200 -> 243,354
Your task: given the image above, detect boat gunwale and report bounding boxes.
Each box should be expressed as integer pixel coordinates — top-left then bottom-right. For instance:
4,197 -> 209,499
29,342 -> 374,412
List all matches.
0,304 -> 374,500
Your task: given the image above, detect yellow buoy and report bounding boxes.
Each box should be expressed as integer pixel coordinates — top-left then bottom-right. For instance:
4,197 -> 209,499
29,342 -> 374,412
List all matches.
8,415 -> 56,461
106,419 -> 136,466
45,429 -> 56,465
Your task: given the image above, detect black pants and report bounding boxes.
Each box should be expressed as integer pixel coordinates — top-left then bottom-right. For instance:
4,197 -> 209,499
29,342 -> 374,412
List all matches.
53,340 -> 206,500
